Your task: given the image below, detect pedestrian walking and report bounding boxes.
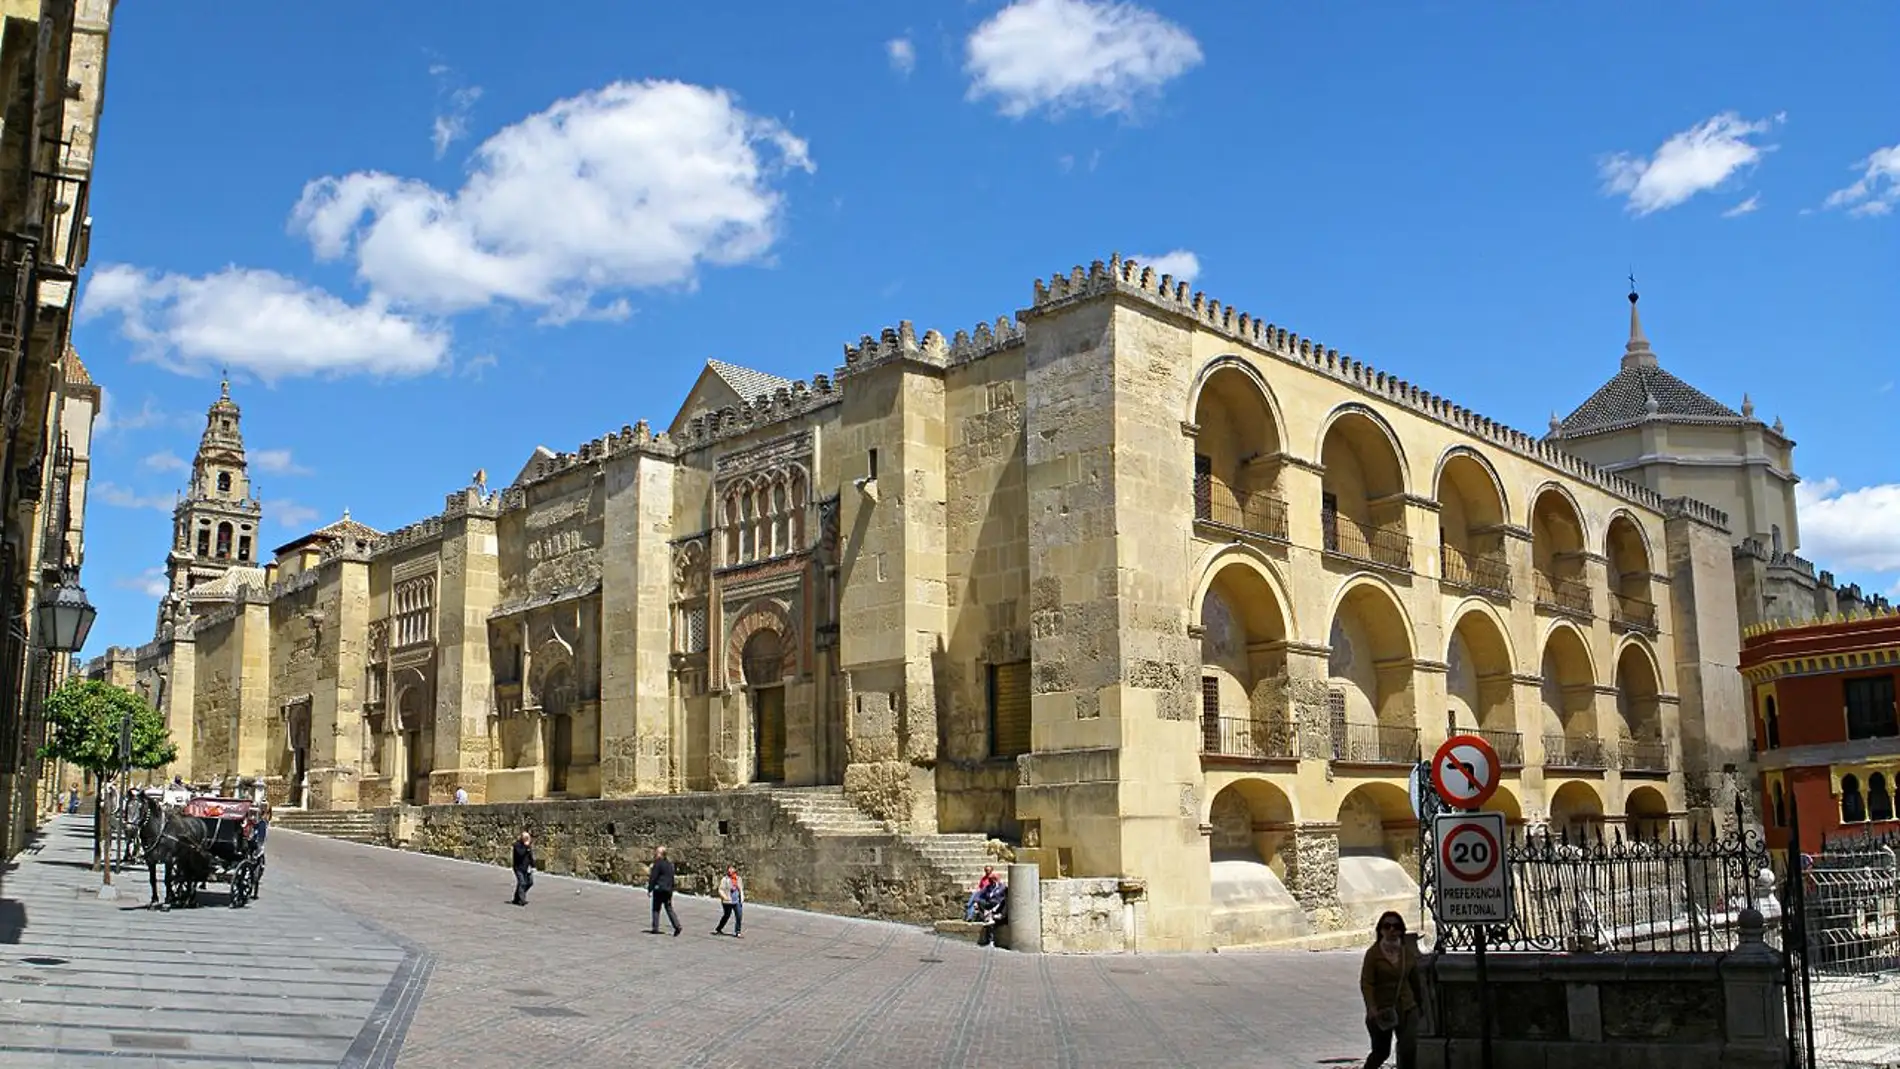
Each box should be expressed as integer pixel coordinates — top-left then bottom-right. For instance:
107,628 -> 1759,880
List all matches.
511,830 -> 535,906
1359,911 -> 1422,1068
714,864 -> 744,937
66,784 -> 78,814
647,845 -> 681,936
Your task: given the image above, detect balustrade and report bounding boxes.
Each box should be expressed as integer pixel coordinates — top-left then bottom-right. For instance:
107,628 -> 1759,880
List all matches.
1619,737 -> 1671,774
1469,727 -> 1525,767
1441,544 -> 1512,598
1323,511 -> 1411,572
1542,733 -> 1607,769
1192,473 -> 1289,542
1331,720 -> 1420,765
1533,571 -> 1593,618
1610,593 -> 1658,633
1199,715 -> 1299,760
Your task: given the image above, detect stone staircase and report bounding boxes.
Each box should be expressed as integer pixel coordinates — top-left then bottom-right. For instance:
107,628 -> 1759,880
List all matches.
760,786 -> 1000,904
272,808 -> 383,845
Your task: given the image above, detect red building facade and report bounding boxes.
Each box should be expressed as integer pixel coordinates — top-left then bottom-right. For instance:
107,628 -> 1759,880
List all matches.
1741,612 -> 1900,854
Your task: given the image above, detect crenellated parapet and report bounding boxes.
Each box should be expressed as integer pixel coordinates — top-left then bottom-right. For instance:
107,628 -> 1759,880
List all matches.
670,375 -> 842,454
1734,537 -> 1816,578
1660,496 -> 1731,533
372,515 -> 446,559
1030,253 -> 1697,520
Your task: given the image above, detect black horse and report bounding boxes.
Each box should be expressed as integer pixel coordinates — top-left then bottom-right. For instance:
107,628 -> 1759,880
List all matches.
135,792 -> 211,909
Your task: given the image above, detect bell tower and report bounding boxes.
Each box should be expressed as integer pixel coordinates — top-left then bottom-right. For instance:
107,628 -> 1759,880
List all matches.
162,377 -> 266,603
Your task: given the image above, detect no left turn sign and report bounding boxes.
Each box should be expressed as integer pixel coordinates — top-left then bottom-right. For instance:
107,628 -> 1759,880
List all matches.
1431,733 -> 1502,810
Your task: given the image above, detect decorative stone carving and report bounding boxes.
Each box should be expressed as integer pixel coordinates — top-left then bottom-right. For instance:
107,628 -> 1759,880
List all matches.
725,599 -> 797,687
673,536 -> 709,601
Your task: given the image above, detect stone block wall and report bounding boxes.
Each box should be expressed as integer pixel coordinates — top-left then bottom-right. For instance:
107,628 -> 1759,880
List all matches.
1038,877 -> 1138,953
385,793 -> 968,926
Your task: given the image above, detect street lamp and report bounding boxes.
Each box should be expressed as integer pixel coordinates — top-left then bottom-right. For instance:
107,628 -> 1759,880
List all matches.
35,563 -> 97,655
35,565 -> 107,888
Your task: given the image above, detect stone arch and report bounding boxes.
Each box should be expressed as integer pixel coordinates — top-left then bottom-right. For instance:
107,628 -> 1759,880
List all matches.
1446,601 -> 1519,749
1191,544 -> 1296,639
1613,637 -> 1664,740
1318,406 -> 1412,569
1187,356 -> 1287,456
1539,621 -> 1598,766
1191,358 -> 1289,533
1433,447 -> 1510,530
528,632 -> 575,709
1337,782 -> 1415,860
1549,779 -> 1605,836
1434,448 -> 1511,594
1527,481 -> 1590,551
1207,778 -> 1296,871
1196,553 -> 1293,749
1326,576 -> 1417,735
1624,785 -> 1671,840
726,598 -> 797,687
392,667 -> 430,732
1605,510 -> 1657,628
1483,784 -> 1524,824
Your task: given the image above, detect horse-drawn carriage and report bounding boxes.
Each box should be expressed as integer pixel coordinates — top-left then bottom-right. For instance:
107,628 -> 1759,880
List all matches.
131,790 -> 267,909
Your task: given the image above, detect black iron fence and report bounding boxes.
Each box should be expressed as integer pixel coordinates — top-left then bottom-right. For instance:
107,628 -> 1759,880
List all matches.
1440,544 -> 1512,599
1192,473 -> 1289,542
1198,715 -> 1298,760
1330,720 -> 1420,765
1541,733 -> 1607,769
1533,571 -> 1593,618
1323,511 -> 1410,572
1425,810 -> 1776,954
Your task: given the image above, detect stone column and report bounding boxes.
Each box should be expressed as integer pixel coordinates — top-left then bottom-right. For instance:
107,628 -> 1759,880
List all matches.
307,554 -> 370,811
598,443 -> 676,797
1284,822 -> 1343,931
163,631 -> 196,783
432,489 -> 500,801
1006,861 -> 1042,953
233,600 -> 273,784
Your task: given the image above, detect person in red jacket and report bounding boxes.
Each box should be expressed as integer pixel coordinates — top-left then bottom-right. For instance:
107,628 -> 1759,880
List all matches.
964,865 -> 1000,921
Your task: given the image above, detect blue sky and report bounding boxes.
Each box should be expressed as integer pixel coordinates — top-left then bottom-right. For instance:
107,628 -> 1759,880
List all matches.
73,1 -> 1898,653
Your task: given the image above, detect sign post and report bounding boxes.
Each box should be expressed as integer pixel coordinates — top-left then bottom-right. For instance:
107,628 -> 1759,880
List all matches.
1427,734 -> 1511,1069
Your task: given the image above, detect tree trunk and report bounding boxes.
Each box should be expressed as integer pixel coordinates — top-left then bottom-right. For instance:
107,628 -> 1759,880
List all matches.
92,783 -> 104,868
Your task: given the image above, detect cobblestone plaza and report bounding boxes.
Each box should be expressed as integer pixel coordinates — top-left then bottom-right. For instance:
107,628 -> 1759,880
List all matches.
1,819 -> 1370,1067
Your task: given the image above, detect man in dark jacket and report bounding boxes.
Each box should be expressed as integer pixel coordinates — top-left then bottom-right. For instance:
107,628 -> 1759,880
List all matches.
512,830 -> 535,906
647,845 -> 681,936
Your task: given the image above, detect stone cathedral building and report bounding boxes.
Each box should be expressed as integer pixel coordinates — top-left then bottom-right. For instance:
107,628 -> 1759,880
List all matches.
91,255 -> 1886,951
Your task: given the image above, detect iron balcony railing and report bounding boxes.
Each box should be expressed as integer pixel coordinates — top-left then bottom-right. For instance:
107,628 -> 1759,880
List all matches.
1192,472 -> 1290,542
1543,733 -> 1608,769
1440,544 -> 1512,599
1199,715 -> 1299,760
1323,511 -> 1411,572
1533,571 -> 1593,618
1331,720 -> 1421,765
1620,737 -> 1671,774
1470,727 -> 1525,767
1610,593 -> 1659,633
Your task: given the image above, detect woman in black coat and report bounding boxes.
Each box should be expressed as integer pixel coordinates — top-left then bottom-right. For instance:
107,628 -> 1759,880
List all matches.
511,830 -> 535,906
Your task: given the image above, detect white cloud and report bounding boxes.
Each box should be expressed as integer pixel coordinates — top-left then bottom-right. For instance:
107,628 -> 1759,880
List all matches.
1796,477 -> 1900,575
98,393 -> 188,436
887,37 -> 916,76
267,500 -> 320,530
433,86 -> 483,160
95,482 -> 173,512
1598,112 -> 1783,216
965,0 -> 1202,120
1130,248 -> 1199,283
1823,143 -> 1900,217
115,567 -> 170,599
252,448 -> 311,476
139,450 -> 188,473
291,79 -> 815,322
78,264 -> 451,381
1722,193 -> 1762,218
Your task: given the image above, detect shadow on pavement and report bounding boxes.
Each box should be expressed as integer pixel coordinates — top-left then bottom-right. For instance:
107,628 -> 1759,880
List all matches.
0,896 -> 21,943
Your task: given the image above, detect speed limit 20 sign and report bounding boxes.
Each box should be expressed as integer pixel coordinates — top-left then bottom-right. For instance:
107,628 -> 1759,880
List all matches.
1432,810 -> 1513,925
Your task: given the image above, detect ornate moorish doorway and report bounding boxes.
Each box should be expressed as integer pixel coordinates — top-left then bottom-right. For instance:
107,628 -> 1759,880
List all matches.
743,629 -> 786,783
542,665 -> 575,795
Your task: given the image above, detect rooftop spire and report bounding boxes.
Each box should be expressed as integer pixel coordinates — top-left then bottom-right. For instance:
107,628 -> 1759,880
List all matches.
1622,281 -> 1658,370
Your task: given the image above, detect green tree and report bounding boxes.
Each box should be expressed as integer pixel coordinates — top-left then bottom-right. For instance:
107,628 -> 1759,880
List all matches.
38,678 -> 177,863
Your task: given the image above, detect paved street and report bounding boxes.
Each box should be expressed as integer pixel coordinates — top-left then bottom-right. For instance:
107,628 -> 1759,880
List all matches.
5,816 -> 1375,1068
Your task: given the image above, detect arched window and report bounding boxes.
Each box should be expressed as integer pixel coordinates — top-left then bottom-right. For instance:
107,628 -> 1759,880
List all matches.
238,535 -> 252,562
771,482 -> 788,556
1764,697 -> 1780,750
215,522 -> 233,560
217,471 -> 231,494
1871,773 -> 1894,822
723,493 -> 741,565
739,493 -> 755,562
196,527 -> 210,556
1772,781 -> 1787,827
1841,774 -> 1866,824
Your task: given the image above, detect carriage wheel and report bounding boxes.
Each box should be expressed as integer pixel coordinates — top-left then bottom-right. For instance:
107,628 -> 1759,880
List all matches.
229,868 -> 249,908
